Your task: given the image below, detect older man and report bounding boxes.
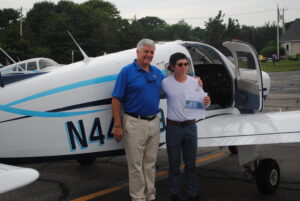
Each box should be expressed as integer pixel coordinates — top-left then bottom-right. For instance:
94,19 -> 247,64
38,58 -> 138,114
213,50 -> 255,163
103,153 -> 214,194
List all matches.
112,39 -> 165,201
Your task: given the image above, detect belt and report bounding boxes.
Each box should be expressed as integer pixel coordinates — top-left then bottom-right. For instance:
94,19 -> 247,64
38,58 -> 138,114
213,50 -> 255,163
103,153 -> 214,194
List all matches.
167,118 -> 196,127
125,112 -> 157,121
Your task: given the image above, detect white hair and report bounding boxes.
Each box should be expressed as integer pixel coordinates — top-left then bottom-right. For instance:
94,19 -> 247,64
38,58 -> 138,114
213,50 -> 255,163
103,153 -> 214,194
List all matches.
136,38 -> 155,50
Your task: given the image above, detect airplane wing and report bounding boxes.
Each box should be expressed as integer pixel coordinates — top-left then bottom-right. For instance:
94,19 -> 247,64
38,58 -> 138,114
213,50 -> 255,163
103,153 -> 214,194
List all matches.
0,163 -> 39,194
197,110 -> 300,147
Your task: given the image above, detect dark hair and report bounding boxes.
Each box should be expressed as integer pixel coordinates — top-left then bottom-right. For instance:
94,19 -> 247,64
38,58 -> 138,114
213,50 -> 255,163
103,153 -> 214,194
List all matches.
169,52 -> 187,65
168,52 -> 188,72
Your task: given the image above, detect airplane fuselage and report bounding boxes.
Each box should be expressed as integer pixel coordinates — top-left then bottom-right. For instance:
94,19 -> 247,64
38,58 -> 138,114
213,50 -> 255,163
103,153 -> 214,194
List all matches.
0,41 -> 272,162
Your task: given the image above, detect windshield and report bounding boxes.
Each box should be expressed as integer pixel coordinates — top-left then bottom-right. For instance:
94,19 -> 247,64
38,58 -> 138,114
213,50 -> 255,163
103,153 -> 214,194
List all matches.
185,44 -> 224,65
39,59 -> 58,69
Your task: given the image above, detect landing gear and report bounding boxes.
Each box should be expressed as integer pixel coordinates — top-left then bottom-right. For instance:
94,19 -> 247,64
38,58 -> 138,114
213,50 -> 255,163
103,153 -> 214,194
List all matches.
228,146 -> 238,154
244,158 -> 280,194
255,158 -> 280,194
76,157 -> 96,165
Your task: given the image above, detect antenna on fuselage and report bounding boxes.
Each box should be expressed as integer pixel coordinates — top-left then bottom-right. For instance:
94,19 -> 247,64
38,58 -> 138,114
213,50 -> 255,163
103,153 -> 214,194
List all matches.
67,31 -> 90,62
0,47 -> 16,63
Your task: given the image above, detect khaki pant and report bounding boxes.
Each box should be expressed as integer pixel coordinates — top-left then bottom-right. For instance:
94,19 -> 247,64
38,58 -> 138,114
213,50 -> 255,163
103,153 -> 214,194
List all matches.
123,114 -> 160,201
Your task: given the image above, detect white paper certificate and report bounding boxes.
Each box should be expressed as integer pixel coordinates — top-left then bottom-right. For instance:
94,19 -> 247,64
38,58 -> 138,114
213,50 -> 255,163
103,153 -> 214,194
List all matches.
184,91 -> 207,119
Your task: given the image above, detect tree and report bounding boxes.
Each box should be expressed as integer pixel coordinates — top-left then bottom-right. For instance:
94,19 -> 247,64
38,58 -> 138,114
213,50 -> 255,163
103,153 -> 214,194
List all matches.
254,22 -> 277,53
82,0 -> 119,17
26,1 -> 56,39
123,17 -> 145,49
23,0 -> 124,63
192,27 -> 205,41
0,1 -> 286,64
239,22 -> 278,53
204,10 -> 226,49
168,20 -> 196,41
224,18 -> 240,41
260,46 -> 284,57
0,8 -> 19,30
138,16 -> 168,40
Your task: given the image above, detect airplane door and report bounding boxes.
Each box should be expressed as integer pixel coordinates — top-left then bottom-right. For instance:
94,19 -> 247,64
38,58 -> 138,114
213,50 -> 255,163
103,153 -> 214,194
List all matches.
223,40 -> 263,112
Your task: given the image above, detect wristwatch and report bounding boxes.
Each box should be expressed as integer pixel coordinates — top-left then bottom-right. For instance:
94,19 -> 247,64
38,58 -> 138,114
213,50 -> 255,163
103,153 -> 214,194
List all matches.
113,125 -> 122,128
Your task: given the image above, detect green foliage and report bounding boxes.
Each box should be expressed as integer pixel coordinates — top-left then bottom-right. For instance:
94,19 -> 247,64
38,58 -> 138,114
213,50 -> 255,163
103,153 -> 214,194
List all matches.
260,46 -> 284,57
0,8 -> 20,29
192,27 -> 205,41
224,18 -> 240,40
168,20 -> 197,41
261,59 -> 300,72
22,0 -> 124,63
0,2 -> 285,66
138,16 -> 168,40
204,10 -> 226,49
260,47 -> 277,57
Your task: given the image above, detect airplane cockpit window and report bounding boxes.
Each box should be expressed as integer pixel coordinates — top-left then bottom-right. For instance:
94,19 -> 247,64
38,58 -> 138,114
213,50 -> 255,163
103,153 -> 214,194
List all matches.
184,43 -> 233,110
27,61 -> 37,71
236,51 -> 258,81
237,51 -> 256,70
39,59 -> 58,69
186,45 -> 223,65
11,64 -> 17,71
9,63 -> 25,72
15,63 -> 26,72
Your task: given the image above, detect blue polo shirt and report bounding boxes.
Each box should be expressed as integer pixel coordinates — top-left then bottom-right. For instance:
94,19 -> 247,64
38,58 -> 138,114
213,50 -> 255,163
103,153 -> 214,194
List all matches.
112,60 -> 165,116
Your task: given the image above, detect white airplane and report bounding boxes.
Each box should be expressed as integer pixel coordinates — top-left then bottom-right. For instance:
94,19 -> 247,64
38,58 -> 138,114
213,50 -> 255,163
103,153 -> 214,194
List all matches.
0,47 -> 61,76
0,57 -> 62,75
0,40 -> 299,195
0,31 -> 87,78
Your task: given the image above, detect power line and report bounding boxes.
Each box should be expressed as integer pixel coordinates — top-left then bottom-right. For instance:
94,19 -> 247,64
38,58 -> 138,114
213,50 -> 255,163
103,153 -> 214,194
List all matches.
227,9 -> 274,17
285,7 -> 300,10
164,8 -> 275,20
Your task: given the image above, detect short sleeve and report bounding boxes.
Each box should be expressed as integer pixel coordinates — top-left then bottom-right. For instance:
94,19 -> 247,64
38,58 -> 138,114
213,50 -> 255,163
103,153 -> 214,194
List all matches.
112,68 -> 127,100
158,69 -> 166,79
161,77 -> 167,93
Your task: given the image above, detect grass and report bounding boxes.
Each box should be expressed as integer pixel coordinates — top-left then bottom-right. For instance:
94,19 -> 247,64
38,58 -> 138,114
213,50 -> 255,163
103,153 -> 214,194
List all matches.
260,59 -> 300,72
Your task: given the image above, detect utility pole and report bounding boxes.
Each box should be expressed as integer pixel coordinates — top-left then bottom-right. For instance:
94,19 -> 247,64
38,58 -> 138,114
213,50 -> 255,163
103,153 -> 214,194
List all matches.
277,5 -> 280,59
282,8 -> 287,34
19,7 -> 23,39
72,50 -> 74,63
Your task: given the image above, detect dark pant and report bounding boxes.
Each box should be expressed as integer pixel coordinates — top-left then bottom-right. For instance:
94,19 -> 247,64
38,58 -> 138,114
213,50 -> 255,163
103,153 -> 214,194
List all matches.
166,123 -> 198,198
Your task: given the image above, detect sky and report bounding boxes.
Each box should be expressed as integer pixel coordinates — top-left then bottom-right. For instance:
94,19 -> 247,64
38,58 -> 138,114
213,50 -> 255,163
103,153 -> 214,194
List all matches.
0,0 -> 300,28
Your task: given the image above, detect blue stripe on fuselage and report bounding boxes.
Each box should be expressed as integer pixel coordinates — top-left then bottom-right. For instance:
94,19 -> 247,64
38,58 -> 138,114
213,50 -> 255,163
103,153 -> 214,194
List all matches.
5,74 -> 118,107
0,69 -> 166,118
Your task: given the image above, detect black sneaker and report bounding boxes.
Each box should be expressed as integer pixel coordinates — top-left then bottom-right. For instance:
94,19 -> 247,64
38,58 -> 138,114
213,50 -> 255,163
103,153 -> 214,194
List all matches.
170,194 -> 180,201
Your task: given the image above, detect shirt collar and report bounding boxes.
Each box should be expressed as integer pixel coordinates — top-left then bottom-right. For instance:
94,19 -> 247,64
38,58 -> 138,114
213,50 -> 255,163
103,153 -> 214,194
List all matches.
133,59 -> 154,72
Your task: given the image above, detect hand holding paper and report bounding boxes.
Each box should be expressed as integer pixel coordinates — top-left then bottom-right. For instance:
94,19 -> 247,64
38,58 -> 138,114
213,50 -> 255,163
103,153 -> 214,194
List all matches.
184,91 -> 208,119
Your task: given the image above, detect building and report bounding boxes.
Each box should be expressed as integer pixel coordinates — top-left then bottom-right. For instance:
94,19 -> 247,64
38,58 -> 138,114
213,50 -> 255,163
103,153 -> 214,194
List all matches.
280,18 -> 300,57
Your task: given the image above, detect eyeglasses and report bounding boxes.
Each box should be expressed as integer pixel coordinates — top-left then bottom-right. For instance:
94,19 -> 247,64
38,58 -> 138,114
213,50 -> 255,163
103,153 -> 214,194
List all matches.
176,62 -> 188,67
143,70 -> 158,83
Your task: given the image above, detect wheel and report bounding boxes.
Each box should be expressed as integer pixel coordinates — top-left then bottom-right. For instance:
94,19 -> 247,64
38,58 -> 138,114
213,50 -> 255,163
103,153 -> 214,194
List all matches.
255,158 -> 280,194
228,146 -> 238,154
76,157 -> 96,165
